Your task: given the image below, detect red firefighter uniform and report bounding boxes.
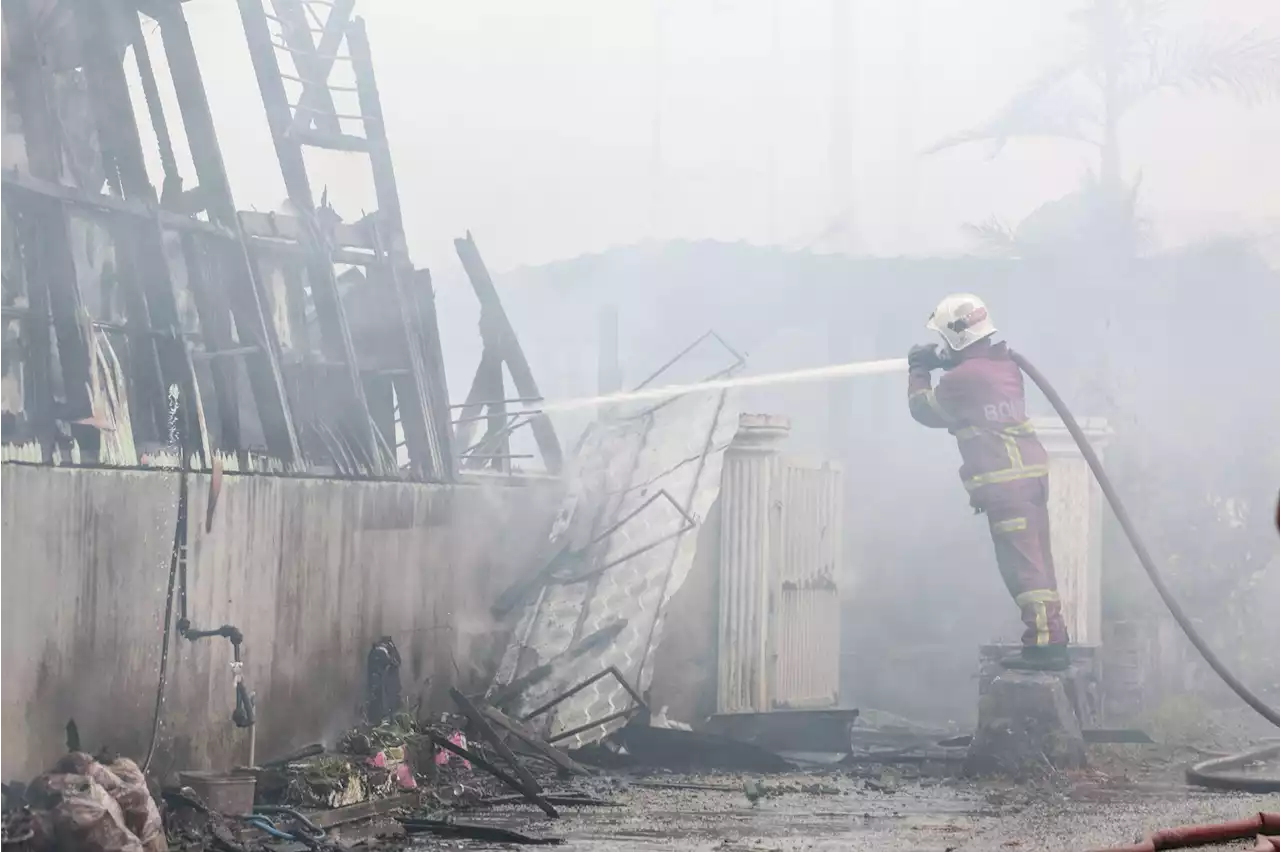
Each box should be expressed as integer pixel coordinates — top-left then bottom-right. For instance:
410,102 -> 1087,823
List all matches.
908,340 -> 1069,650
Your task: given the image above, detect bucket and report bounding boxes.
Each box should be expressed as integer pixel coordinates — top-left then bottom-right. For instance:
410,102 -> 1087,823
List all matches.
178,770 -> 257,816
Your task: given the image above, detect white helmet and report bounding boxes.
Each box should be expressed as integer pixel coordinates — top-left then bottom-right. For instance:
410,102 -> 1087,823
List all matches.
926,294 -> 996,352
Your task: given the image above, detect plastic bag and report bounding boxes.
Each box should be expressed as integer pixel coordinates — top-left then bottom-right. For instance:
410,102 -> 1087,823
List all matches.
108,759 -> 167,852
28,773 -> 143,852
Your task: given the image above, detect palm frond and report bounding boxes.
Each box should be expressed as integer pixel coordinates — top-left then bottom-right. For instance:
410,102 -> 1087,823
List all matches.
1135,28 -> 1280,105
961,217 -> 1020,256
924,58 -> 1102,156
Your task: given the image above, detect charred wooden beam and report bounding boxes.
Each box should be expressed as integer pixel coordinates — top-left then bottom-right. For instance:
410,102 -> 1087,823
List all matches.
2,0 -> 94,450
153,0 -> 301,463
270,0 -> 351,135
236,0 -> 384,470
454,233 -> 562,473
348,16 -> 452,480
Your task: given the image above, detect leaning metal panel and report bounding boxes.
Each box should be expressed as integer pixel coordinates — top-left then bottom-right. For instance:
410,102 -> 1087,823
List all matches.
491,384 -> 738,747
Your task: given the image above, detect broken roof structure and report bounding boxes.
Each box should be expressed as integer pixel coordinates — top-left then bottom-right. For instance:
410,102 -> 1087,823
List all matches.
2,0 -> 557,479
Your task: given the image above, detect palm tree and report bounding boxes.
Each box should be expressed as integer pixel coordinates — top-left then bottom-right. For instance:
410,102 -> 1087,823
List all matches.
929,0 -> 1280,256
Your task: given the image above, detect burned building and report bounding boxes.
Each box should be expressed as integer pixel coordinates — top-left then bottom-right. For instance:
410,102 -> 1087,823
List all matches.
2,0 -> 559,479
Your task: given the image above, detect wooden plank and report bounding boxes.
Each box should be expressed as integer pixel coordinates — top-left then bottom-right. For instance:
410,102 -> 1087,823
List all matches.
238,209 -> 375,251
235,0 -> 380,469
454,233 -> 563,473
2,4 -> 96,448
282,0 -> 358,137
154,1 -> 301,463
479,704 -> 591,777
348,17 -> 451,480
289,126 -> 370,152
271,0 -> 343,134
0,172 -> 231,239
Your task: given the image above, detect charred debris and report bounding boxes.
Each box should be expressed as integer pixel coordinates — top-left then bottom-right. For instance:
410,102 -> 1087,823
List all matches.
1,0 -> 559,479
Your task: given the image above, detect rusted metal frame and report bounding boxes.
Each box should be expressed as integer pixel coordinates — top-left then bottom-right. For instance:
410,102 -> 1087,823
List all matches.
151,0 -> 301,464
545,709 -> 636,746
236,0 -> 382,470
2,5 -> 95,444
454,232 -> 563,473
632,329 -> 746,391
347,17 -> 452,479
123,5 -> 184,204
448,689 -> 558,818
270,0 -> 350,135
521,665 -> 649,725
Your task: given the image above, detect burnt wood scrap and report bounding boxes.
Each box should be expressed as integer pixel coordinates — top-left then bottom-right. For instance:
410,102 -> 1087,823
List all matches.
236,0 -> 454,479
454,233 -> 563,474
1,0 -> 460,480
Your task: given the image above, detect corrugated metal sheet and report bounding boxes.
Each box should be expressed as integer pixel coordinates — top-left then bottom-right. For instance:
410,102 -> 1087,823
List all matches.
491,388 -> 738,747
771,459 -> 842,709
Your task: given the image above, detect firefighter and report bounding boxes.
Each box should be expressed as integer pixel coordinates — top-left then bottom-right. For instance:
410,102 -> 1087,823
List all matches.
906,294 -> 1070,671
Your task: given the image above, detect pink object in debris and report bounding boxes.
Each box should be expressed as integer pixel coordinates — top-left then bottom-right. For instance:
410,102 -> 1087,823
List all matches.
395,763 -> 417,789
450,732 -> 471,769
434,731 -> 472,769
368,751 -> 387,769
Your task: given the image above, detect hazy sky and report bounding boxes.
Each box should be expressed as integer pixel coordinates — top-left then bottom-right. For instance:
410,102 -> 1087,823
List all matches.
150,0 -> 1280,274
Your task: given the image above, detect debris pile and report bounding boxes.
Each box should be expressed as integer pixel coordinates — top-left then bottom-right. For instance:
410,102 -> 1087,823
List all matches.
6,752 -> 166,852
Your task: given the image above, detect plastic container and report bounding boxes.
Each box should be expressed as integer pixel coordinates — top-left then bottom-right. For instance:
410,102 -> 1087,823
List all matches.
178,770 -> 257,816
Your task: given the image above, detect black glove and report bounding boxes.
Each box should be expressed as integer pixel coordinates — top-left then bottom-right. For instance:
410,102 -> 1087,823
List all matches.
908,343 -> 944,371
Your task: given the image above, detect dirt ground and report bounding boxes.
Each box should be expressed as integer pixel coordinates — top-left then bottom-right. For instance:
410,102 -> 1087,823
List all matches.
388,769 -> 1276,852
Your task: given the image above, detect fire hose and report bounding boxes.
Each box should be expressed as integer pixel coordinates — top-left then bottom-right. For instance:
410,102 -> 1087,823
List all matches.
1010,351 -> 1280,797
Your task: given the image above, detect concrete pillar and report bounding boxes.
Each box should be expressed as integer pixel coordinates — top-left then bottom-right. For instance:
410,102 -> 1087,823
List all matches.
717,413 -> 790,713
1032,417 -> 1111,646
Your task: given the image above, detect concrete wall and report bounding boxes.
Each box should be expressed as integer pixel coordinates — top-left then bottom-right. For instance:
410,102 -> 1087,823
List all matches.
0,465 -> 559,779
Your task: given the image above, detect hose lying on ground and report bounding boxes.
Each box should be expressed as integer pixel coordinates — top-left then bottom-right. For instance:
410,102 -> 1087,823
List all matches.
1008,350 -> 1280,788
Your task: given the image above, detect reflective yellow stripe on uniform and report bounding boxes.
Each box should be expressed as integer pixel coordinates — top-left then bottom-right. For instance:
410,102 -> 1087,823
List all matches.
1014,589 -> 1061,606
910,389 -> 955,424
964,464 -> 1049,491
991,517 -> 1028,534
1015,589 -> 1059,647
955,421 -> 1037,441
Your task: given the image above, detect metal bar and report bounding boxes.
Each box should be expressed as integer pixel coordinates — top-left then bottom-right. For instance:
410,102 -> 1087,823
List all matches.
271,0 -> 343,133
349,17 -> 452,479
453,411 -> 539,426
449,397 -> 542,409
154,0 -> 301,462
466,454 -> 534,460
520,666 -> 648,725
632,329 -> 746,391
546,709 -> 636,745
457,413 -> 533,457
237,0 -> 381,469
